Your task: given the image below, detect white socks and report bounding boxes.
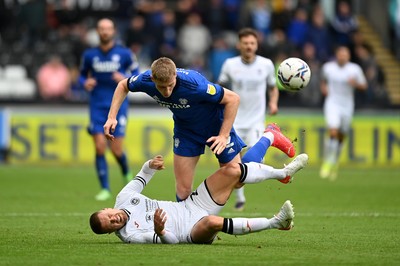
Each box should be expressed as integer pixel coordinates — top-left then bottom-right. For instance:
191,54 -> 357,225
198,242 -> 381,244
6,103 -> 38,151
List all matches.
325,138 -> 339,164
222,217 -> 278,235
235,187 -> 246,203
239,162 -> 286,184
263,131 -> 274,144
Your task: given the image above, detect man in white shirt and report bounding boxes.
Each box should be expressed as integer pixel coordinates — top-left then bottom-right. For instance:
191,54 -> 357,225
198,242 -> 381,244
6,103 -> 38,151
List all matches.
320,46 -> 367,180
89,151 -> 308,244
218,28 -> 288,211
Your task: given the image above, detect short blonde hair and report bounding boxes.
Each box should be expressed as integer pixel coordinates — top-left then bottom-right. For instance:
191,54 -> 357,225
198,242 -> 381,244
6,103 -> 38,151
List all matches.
151,57 -> 176,82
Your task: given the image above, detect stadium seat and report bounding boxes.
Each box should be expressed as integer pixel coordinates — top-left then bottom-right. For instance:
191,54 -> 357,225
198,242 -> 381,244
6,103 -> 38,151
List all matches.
0,80 -> 13,99
4,65 -> 28,80
11,79 -> 36,99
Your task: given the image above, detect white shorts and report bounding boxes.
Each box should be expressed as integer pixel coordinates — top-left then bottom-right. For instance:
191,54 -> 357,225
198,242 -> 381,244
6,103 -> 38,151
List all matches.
187,181 -> 224,216
323,102 -> 353,133
235,123 -> 265,147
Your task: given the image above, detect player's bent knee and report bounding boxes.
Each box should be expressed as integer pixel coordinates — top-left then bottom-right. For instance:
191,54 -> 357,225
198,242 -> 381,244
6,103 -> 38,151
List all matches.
203,215 -> 223,231
221,163 -> 241,179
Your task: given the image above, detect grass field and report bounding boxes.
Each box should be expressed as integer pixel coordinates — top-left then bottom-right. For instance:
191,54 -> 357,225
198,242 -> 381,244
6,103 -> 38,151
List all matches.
1,162 -> 399,265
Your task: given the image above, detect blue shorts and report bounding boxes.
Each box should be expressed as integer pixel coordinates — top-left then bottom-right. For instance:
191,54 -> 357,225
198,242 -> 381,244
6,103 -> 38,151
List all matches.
88,106 -> 128,137
173,128 -> 246,164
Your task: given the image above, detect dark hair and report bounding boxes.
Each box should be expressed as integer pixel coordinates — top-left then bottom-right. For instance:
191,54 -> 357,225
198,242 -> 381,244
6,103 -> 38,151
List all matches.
89,212 -> 106,234
238,28 -> 258,40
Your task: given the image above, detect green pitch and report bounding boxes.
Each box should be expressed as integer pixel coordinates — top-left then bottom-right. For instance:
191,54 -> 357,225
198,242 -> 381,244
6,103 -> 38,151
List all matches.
1,163 -> 399,265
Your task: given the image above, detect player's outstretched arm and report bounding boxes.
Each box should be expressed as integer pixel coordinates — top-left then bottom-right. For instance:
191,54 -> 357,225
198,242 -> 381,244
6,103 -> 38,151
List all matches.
118,155 -> 165,196
104,78 -> 129,140
268,86 -> 279,115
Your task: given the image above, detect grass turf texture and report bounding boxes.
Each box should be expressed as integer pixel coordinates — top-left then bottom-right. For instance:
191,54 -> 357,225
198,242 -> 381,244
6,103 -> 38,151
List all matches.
1,164 -> 399,265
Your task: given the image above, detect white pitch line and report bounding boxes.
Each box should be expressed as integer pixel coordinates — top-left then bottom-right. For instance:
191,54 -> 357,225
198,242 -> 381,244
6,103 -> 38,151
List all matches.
0,212 -> 400,217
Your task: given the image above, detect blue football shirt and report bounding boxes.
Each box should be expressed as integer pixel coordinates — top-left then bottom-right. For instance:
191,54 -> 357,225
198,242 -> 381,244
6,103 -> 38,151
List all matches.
127,69 -> 226,137
80,44 -> 139,136
80,44 -> 139,109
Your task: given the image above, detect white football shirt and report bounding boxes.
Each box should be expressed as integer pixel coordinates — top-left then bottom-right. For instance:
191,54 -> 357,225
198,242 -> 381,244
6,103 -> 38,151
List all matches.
322,61 -> 366,112
114,187 -> 207,244
218,56 -> 276,130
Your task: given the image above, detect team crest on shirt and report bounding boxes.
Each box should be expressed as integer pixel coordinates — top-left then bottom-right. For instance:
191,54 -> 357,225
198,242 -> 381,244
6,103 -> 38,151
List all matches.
131,198 -> 140,205
179,98 -> 188,105
207,84 -> 216,95
112,54 -> 121,62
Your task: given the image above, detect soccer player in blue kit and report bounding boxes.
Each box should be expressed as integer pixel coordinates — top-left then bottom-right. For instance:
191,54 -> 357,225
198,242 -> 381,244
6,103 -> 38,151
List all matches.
80,18 -> 140,201
104,57 -> 295,202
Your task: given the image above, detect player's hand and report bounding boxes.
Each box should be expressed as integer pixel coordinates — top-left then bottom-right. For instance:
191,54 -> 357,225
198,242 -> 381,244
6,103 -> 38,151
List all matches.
112,72 -> 126,83
149,155 -> 165,170
207,135 -> 228,155
103,118 -> 118,141
268,102 -> 278,115
84,77 -> 97,91
154,208 -> 167,236
348,78 -> 357,88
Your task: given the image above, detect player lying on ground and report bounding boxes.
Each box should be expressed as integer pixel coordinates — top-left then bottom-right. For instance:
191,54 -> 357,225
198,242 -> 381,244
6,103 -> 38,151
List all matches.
89,152 -> 308,244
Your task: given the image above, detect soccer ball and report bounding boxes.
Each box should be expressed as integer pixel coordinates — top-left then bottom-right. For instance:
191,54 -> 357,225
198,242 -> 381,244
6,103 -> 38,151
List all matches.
277,57 -> 311,92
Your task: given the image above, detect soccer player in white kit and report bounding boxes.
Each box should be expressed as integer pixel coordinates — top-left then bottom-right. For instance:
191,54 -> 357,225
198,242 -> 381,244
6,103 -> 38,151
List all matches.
218,28 -> 287,211
320,46 -> 367,179
90,153 -> 308,244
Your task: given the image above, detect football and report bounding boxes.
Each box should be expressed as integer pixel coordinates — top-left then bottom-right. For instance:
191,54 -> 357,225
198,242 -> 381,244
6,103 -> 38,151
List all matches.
277,57 -> 311,91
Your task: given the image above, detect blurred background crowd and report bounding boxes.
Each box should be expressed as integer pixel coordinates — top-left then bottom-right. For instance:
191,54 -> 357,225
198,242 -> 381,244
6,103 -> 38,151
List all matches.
0,0 -> 399,108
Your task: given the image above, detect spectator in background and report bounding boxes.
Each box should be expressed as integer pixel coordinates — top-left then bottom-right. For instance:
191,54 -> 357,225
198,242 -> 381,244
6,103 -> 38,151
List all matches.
354,43 -> 387,107
259,28 -> 297,63
305,5 -> 332,63
16,0 -> 47,47
208,35 -> 237,82
286,8 -> 309,50
298,42 -> 322,107
389,0 -> 400,60
37,55 -> 71,101
174,0 -> 201,31
155,9 -> 179,62
222,0 -> 242,31
177,12 -> 212,67
125,15 -> 151,66
243,0 -> 273,39
330,1 -> 358,48
203,0 -> 228,37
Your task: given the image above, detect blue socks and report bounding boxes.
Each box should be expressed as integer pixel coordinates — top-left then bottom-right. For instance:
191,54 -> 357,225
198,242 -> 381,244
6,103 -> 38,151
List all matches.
242,137 -> 271,163
95,154 -> 109,190
115,152 -> 129,175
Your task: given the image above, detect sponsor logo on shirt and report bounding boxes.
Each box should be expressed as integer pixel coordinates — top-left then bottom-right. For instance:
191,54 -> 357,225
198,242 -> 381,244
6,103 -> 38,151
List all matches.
145,214 -> 153,223
207,84 -> 216,95
92,56 -> 120,72
152,96 -> 191,109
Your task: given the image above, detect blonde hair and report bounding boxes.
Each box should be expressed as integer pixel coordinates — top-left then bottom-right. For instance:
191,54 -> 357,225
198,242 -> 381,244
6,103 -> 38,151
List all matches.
151,57 -> 176,82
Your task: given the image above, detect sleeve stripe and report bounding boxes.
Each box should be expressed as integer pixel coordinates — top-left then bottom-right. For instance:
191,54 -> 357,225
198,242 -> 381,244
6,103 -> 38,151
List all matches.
134,176 -> 146,187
